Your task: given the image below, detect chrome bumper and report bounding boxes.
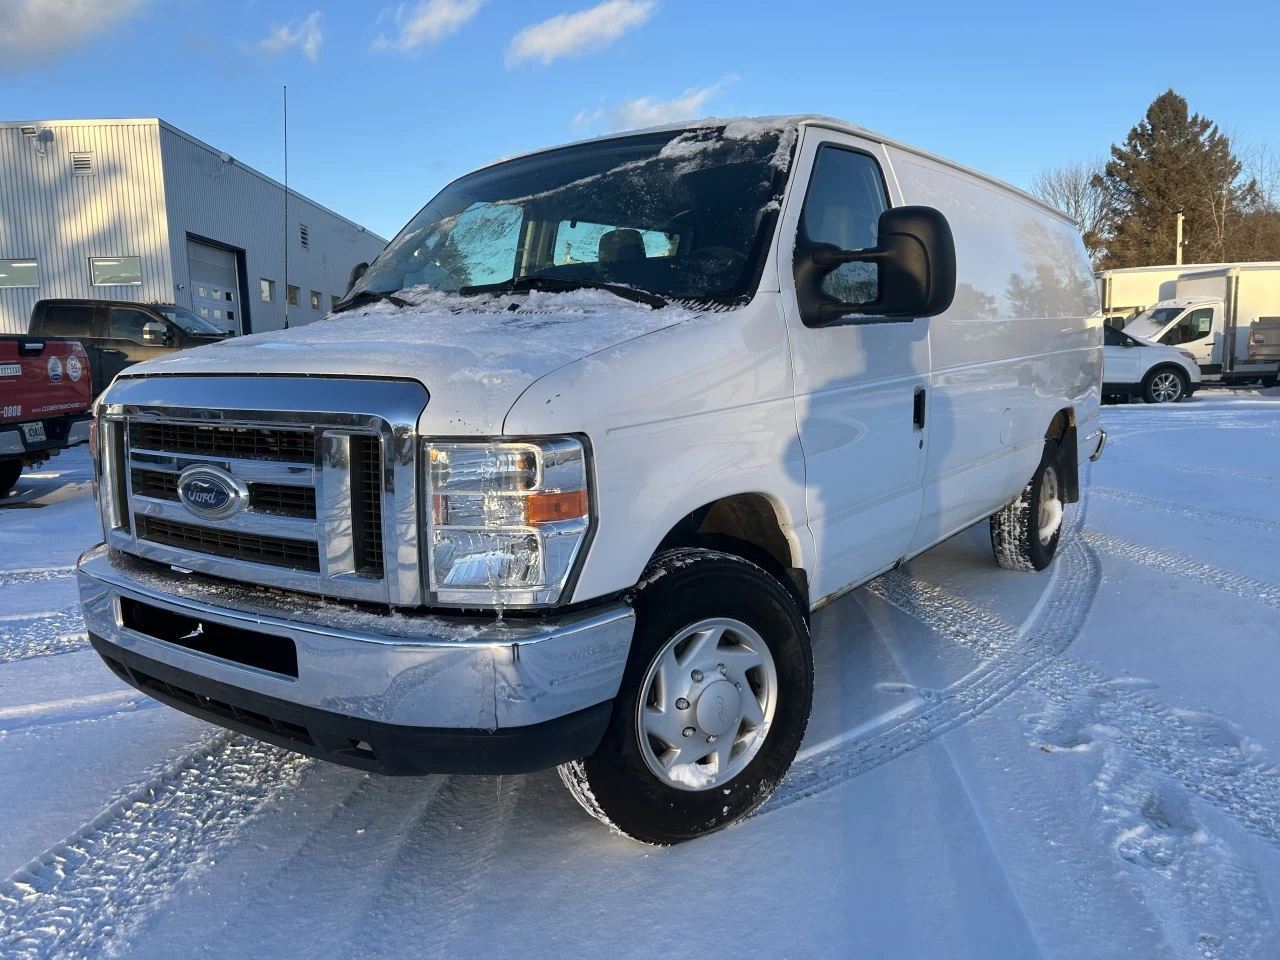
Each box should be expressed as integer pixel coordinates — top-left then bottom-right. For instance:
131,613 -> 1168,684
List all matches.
77,544 -> 634,731
67,418 -> 90,446
1088,426 -> 1107,462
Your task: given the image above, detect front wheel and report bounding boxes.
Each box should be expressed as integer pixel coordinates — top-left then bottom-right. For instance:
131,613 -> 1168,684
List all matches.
559,549 -> 813,844
1143,367 -> 1187,403
0,459 -> 21,499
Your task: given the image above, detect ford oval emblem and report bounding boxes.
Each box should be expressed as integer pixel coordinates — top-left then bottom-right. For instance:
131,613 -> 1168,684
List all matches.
176,465 -> 248,520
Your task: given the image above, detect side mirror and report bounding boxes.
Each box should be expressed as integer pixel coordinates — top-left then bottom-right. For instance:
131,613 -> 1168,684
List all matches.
141,321 -> 169,345
796,205 -> 957,326
347,262 -> 369,294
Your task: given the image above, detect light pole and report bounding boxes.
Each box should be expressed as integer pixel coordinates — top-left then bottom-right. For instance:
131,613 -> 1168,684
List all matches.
1175,211 -> 1184,266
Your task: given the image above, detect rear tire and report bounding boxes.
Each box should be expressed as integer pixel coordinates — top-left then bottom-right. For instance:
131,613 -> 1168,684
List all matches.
990,441 -> 1064,572
558,549 -> 813,844
1143,367 -> 1187,404
0,459 -> 21,499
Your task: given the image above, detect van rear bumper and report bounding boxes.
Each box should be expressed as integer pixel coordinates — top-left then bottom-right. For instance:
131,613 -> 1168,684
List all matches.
77,544 -> 633,774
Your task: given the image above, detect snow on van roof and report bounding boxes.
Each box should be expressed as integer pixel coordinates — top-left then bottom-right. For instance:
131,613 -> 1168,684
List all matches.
465,114 -> 1073,227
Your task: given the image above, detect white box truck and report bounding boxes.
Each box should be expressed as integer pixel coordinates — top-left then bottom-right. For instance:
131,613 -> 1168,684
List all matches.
1096,264 -> 1199,326
77,116 -> 1103,844
1122,263 -> 1280,387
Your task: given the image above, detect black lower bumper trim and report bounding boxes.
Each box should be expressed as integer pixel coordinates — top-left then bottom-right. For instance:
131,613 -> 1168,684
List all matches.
90,634 -> 612,776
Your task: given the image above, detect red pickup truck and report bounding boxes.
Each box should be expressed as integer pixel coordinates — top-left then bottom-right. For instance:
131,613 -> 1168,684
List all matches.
0,336 -> 94,499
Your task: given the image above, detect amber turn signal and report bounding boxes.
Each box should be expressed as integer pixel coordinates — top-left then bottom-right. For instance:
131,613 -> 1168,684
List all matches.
525,489 -> 589,524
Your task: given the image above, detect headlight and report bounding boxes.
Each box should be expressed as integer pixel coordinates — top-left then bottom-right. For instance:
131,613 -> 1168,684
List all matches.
423,437 -> 591,607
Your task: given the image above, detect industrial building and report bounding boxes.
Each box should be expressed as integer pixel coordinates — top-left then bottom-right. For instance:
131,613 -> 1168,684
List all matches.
0,118 -> 386,335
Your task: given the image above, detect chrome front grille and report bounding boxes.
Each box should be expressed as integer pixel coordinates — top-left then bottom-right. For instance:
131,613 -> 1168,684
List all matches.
97,376 -> 428,606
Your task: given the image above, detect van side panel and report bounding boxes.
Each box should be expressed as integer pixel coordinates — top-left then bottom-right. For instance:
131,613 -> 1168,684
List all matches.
885,150 -> 1101,555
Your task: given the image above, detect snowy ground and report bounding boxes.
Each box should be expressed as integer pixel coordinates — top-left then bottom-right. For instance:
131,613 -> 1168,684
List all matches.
1,391 -> 1279,959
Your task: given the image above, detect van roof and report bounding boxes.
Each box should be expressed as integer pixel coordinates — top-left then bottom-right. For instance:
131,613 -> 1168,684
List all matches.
469,114 -> 1075,227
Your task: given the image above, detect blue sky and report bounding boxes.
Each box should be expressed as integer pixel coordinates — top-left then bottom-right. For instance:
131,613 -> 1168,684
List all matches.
5,0 -> 1279,239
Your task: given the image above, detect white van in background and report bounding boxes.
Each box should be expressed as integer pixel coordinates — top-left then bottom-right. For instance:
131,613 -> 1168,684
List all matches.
78,116 -> 1103,843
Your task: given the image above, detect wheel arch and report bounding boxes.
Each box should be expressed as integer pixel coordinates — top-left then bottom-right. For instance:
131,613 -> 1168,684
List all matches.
650,492 -> 810,617
1043,407 -> 1080,504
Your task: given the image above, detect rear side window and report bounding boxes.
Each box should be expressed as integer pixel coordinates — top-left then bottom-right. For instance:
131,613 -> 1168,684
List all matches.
797,146 -> 888,305
40,304 -> 93,338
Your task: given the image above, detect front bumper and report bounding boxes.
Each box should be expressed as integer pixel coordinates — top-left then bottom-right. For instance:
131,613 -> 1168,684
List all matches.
78,544 -> 634,774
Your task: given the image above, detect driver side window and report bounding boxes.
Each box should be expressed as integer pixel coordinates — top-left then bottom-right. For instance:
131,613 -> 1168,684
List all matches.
109,307 -> 163,344
1161,308 -> 1213,346
797,146 -> 888,304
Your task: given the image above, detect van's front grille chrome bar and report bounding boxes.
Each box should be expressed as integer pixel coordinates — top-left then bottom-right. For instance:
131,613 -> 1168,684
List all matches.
96,376 -> 428,607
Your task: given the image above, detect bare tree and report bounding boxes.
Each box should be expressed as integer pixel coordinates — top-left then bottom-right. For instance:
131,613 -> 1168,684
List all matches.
1030,159 -> 1107,260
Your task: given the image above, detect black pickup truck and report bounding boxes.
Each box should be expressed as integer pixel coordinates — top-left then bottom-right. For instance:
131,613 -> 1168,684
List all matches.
28,300 -> 231,396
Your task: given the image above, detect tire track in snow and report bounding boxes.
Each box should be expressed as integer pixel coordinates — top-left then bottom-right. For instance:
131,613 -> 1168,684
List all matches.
767,531 -> 1101,812
1104,457 -> 1278,485
0,567 -> 75,588
0,734 -> 311,960
797,563 -> 1280,850
0,606 -> 88,664
1091,486 -> 1280,534
338,775 -> 524,958
1083,530 -> 1280,610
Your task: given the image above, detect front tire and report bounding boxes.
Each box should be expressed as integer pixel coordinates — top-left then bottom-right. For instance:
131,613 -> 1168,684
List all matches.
1143,367 -> 1187,403
559,549 -> 813,844
0,459 -> 21,499
990,441 -> 1064,572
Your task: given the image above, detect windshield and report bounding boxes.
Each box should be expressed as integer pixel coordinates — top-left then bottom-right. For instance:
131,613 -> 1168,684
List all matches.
348,124 -> 794,306
1123,305 -> 1184,340
152,304 -> 228,336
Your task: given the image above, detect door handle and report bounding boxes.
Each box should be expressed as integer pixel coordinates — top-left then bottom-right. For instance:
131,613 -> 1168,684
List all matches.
913,387 -> 927,430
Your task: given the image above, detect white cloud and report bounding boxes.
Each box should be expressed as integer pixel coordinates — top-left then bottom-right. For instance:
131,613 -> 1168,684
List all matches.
373,0 -> 483,54
506,0 -> 654,68
258,11 -> 324,62
575,79 -> 733,132
0,0 -> 148,71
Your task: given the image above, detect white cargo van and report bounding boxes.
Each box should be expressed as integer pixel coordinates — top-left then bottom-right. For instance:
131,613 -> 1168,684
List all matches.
79,116 -> 1103,843
1123,263 -> 1280,387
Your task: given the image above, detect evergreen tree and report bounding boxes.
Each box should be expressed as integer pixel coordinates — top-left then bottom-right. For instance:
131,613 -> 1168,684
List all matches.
1094,90 -> 1256,268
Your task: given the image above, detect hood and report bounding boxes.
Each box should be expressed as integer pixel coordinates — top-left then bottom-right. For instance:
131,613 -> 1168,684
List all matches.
126,287 -> 699,434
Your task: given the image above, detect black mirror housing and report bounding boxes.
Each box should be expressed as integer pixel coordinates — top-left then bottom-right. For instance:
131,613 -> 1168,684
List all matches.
347,262 -> 369,294
797,205 -> 957,326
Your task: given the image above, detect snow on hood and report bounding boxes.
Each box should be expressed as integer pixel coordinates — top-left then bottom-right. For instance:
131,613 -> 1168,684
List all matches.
126,287 -> 701,434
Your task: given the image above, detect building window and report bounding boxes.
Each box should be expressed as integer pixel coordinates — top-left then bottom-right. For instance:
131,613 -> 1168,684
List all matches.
299,224 -> 309,249
0,259 -> 39,288
90,256 -> 142,286
260,279 -> 275,302
310,290 -> 321,310
286,284 -> 299,306
330,294 -> 340,311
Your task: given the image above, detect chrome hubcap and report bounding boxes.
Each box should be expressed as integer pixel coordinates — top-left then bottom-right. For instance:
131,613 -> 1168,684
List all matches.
1151,372 -> 1182,402
636,617 -> 777,791
1038,465 -> 1062,546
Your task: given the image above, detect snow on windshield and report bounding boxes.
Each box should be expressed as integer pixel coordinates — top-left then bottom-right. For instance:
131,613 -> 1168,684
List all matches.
349,122 -> 796,307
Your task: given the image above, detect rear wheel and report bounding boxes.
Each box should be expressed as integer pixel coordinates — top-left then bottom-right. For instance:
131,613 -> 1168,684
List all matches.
990,441 -> 1064,572
0,459 -> 21,499
1143,367 -> 1187,403
559,549 -> 813,844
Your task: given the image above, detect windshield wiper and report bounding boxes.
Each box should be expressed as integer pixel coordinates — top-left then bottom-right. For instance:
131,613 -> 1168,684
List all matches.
332,289 -> 412,314
458,275 -> 667,309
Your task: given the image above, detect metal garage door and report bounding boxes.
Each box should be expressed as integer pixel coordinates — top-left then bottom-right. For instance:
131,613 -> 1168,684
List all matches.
187,240 -> 240,334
